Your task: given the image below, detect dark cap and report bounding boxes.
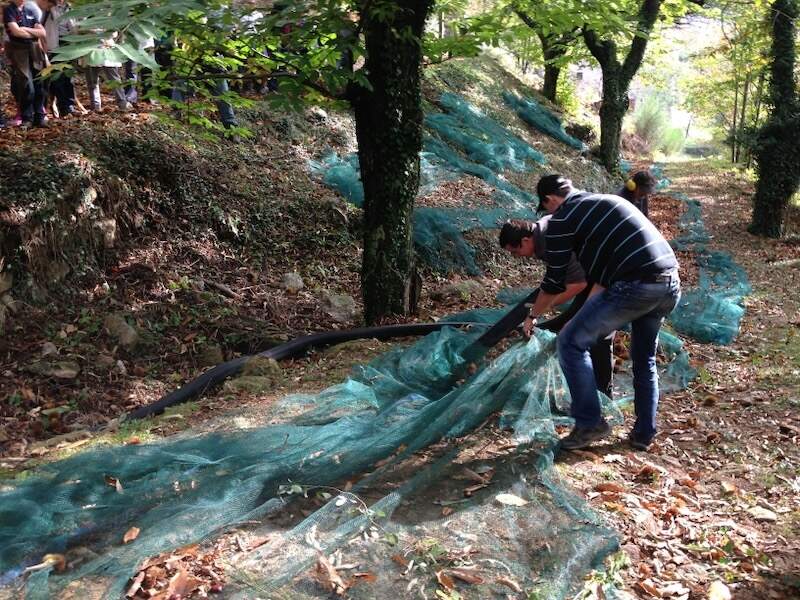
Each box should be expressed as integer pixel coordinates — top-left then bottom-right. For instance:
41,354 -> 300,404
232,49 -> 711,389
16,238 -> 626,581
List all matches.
536,174 -> 572,211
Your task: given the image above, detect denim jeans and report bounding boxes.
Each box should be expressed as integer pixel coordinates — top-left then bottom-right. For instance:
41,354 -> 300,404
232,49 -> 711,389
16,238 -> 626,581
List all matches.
171,77 -> 236,127
557,272 -> 681,440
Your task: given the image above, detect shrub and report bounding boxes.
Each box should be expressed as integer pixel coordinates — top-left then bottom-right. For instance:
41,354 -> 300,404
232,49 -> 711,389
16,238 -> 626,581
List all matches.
632,95 -> 685,156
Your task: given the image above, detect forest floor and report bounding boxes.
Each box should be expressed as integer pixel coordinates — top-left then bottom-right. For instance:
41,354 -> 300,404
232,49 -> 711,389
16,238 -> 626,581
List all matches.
552,159 -> 800,600
2,57 -> 800,599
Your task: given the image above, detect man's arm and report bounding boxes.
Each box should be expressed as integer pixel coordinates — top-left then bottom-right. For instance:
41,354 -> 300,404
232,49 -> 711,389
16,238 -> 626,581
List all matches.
523,289 -> 559,337
552,281 -> 587,305
27,23 -> 46,39
6,21 -> 35,38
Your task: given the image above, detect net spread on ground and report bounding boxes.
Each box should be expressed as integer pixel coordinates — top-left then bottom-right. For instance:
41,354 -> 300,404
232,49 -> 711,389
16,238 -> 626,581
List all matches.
0,98 -> 751,599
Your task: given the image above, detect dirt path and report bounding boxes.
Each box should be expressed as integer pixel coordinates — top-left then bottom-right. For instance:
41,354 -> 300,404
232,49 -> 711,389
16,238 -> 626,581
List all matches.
558,158 -> 800,599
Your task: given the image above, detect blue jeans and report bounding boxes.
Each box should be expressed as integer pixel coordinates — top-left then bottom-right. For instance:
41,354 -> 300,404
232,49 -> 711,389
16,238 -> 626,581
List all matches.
557,272 -> 681,440
171,77 -> 236,127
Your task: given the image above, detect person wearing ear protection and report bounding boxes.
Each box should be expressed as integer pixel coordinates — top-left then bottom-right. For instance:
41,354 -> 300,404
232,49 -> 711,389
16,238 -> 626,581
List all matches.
618,170 -> 657,218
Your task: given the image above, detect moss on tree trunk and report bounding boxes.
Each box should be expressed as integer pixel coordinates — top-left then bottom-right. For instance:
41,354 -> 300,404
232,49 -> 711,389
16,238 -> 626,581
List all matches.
349,1 -> 433,324
749,0 -> 800,237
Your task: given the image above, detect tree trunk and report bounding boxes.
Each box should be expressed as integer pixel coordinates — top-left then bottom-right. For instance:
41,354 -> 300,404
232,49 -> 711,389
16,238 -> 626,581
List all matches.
349,0 -> 433,324
538,33 -> 565,103
736,73 -> 750,163
597,70 -> 628,173
746,69 -> 766,168
731,76 -> 739,163
582,0 -> 663,174
750,0 -> 800,237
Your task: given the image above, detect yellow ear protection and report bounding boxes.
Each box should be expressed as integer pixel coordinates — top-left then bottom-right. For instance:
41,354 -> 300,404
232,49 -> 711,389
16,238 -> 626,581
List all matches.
625,179 -> 637,191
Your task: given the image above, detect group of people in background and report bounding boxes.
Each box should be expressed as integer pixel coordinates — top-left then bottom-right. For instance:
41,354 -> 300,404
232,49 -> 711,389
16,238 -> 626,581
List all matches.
1,0 -> 238,129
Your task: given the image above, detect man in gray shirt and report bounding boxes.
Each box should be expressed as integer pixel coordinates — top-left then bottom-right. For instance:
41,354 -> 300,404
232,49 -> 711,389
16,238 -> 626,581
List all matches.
499,218 -> 614,400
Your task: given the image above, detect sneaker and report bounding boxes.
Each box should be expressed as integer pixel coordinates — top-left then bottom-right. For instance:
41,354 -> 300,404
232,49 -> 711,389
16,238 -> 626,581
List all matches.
11,114 -> 22,126
628,431 -> 654,451
33,116 -> 49,128
20,120 -> 33,129
560,419 -> 611,450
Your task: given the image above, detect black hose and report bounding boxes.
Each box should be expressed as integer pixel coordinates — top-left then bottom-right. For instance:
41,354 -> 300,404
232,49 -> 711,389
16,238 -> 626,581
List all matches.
126,289 -> 591,422
125,322 -> 487,420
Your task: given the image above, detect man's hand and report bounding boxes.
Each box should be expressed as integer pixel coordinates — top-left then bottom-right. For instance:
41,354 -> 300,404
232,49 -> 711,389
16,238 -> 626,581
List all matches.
522,315 -> 537,339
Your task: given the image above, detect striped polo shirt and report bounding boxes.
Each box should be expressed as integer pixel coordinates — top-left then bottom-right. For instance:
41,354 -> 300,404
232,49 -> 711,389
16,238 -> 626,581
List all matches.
541,190 -> 677,294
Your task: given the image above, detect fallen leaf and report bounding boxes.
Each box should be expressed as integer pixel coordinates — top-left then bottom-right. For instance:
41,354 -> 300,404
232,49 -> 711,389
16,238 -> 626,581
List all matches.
151,567 -> 203,600
603,453 -> 626,463
104,475 -> 123,493
462,467 -> 491,484
594,482 -> 626,493
707,581 -> 731,600
390,554 -> 409,568
246,536 -> 269,551
436,570 -> 455,591
441,506 -> 454,516
123,527 -> 140,544
720,481 -> 738,495
314,553 -> 348,596
637,579 -> 661,597
448,568 -> 484,584
352,572 -> 377,582
570,449 -> 602,462
747,506 -> 777,522
126,571 -> 145,598
495,493 -> 528,506
496,575 -> 522,592
659,581 -> 690,596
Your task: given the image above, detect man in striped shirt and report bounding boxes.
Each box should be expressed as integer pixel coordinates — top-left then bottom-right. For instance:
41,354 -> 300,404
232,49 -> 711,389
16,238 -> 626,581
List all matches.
524,174 -> 681,451
499,218 -> 614,401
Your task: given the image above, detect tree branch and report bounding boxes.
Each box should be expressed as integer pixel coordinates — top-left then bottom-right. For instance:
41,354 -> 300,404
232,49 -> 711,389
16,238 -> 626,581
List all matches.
621,0 -> 663,85
581,24 -> 614,68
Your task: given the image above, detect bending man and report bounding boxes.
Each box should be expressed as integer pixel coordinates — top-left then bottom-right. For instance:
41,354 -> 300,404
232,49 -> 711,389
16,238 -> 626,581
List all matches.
499,218 -> 614,400
526,175 -> 680,451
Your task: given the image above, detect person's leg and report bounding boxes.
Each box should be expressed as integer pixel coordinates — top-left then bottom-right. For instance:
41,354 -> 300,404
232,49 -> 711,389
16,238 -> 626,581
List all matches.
86,67 -> 101,110
56,71 -> 76,114
628,279 -> 681,445
212,78 -> 236,128
103,66 -> 130,108
31,66 -> 46,125
558,294 -> 632,430
557,280 -> 674,449
589,332 -> 615,399
629,313 -> 663,443
9,48 -> 35,124
123,60 -> 138,103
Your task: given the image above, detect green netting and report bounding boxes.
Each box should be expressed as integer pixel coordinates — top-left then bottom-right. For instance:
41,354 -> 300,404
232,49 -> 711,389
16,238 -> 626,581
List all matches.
445,297 -> 698,409
670,250 -> 751,344
2,319 -> 644,599
670,193 -> 710,250
666,192 -> 751,344
425,92 -> 546,171
502,91 -> 587,152
309,93 -> 545,275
